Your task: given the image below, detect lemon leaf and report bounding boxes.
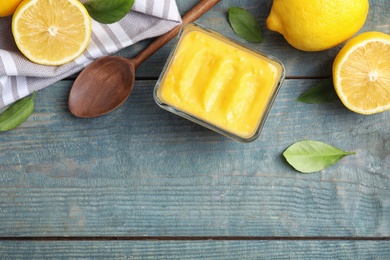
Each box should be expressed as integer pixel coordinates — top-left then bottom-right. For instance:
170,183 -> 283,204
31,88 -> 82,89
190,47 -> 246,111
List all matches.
228,7 -> 263,43
297,78 -> 339,104
0,92 -> 35,132
283,140 -> 355,173
84,0 -> 134,24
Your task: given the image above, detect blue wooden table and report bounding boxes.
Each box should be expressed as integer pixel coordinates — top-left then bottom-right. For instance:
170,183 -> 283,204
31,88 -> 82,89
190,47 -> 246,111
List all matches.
1,0 -> 389,258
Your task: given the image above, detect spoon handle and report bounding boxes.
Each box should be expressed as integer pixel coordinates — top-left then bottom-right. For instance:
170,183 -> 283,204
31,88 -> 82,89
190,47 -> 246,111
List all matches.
131,0 -> 221,68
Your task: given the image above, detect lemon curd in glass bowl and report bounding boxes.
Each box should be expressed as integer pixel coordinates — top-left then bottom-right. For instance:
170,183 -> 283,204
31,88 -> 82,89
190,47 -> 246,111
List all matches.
154,24 -> 285,142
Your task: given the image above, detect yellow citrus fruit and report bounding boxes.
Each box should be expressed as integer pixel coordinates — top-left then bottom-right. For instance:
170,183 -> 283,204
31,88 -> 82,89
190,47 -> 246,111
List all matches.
0,0 -> 23,17
333,31 -> 390,115
266,0 -> 369,51
12,0 -> 92,66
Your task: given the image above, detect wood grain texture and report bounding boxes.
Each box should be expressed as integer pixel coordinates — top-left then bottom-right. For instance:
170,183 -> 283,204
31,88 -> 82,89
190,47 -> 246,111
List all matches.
121,0 -> 390,79
0,240 -> 389,259
0,80 -> 388,237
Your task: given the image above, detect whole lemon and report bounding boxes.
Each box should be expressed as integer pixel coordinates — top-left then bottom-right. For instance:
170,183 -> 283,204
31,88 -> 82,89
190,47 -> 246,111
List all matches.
266,0 -> 369,51
0,0 -> 24,17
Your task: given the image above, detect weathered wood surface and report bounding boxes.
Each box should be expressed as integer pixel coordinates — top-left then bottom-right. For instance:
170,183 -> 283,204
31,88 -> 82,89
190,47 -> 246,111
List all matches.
0,0 -> 389,258
1,79 -> 389,238
1,240 -> 389,259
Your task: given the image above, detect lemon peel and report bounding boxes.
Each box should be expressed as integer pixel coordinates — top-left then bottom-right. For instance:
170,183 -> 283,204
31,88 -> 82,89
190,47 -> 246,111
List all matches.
266,0 -> 369,51
0,0 -> 23,17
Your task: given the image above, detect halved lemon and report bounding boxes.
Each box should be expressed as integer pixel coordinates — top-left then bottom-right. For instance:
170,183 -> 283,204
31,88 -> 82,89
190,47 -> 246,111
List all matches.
333,31 -> 390,115
12,0 -> 92,66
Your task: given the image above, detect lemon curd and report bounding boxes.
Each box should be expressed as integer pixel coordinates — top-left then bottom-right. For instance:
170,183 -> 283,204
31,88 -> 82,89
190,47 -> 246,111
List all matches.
155,24 -> 285,142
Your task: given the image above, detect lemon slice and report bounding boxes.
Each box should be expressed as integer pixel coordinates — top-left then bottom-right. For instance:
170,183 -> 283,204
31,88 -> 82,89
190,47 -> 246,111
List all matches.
333,31 -> 390,114
12,0 -> 92,66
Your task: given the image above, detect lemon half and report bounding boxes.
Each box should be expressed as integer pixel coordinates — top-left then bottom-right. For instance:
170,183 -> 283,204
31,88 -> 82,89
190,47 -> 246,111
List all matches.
12,0 -> 92,66
333,31 -> 390,115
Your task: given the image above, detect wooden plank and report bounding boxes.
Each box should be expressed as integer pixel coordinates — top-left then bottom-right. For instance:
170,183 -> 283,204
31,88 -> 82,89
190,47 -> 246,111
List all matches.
123,0 -> 390,79
0,79 -> 388,237
0,240 -> 389,259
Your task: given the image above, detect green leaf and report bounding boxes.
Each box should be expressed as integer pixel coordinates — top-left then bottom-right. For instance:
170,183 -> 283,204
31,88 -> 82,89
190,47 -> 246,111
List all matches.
297,78 -> 339,104
228,7 -> 263,43
283,140 -> 355,173
84,0 -> 135,24
0,92 -> 35,132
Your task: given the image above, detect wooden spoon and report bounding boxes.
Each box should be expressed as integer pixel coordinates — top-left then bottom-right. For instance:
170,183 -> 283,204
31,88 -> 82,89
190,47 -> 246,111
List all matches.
69,0 -> 220,118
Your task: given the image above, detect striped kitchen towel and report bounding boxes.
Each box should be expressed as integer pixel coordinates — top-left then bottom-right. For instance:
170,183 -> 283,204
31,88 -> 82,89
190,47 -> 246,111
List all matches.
0,0 -> 182,108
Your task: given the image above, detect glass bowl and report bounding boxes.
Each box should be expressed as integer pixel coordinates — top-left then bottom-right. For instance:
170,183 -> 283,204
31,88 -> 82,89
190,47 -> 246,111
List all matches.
154,23 -> 285,142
